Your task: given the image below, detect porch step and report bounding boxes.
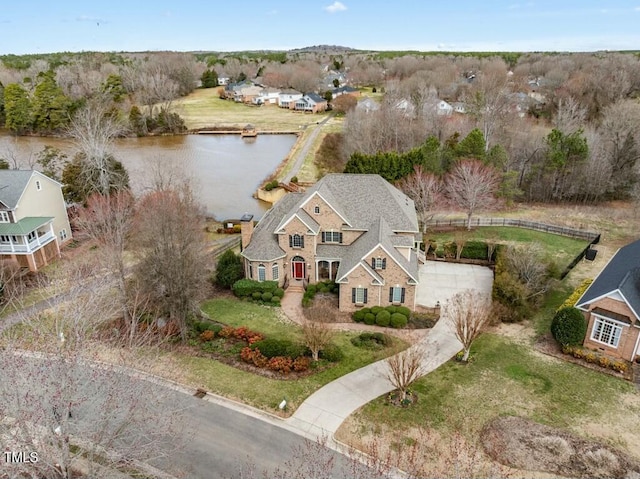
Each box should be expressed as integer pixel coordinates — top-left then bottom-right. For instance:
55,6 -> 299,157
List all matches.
287,285 -> 305,293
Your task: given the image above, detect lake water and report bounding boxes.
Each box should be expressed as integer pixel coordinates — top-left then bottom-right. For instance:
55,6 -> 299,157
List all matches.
0,133 -> 297,220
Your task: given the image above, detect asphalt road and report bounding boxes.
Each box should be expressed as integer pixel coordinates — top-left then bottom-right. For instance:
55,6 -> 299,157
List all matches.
0,354 -> 379,479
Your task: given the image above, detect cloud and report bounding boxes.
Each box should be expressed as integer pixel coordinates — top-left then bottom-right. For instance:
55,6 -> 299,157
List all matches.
324,1 -> 347,13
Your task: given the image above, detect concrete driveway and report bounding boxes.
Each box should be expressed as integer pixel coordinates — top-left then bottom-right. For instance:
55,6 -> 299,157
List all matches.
416,261 -> 494,307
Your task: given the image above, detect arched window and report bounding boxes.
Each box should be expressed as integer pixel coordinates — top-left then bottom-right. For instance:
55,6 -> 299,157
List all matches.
272,263 -> 279,281
290,234 -> 304,248
258,264 -> 266,282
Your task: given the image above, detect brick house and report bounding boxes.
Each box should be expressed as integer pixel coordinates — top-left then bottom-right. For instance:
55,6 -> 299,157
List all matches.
240,174 -> 420,312
0,170 -> 72,271
576,239 -> 640,361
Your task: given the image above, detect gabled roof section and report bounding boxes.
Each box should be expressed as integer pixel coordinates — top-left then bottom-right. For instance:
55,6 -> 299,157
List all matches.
305,92 -> 326,103
0,170 -> 62,210
241,193 -> 303,262
276,208 -> 320,235
576,239 -> 640,318
335,217 -> 419,284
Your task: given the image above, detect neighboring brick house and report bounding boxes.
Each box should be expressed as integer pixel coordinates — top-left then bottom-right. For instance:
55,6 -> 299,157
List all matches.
576,239 -> 640,361
278,89 -> 303,109
240,174 -> 420,312
0,170 -> 72,271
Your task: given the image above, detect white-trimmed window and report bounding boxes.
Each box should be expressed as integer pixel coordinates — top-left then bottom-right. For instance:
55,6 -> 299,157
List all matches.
591,316 -> 624,348
290,234 -> 304,249
0,235 -> 10,243
35,180 -> 41,191
352,286 -> 367,304
272,264 -> 279,281
27,231 -> 37,242
372,257 -> 386,270
60,229 -> 68,241
322,231 -> 342,244
0,211 -> 9,223
390,286 -> 405,304
258,264 -> 266,282
314,206 -> 320,214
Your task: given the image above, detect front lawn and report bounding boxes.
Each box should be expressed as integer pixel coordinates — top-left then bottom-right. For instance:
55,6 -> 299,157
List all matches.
171,298 -> 407,413
341,333 -> 637,462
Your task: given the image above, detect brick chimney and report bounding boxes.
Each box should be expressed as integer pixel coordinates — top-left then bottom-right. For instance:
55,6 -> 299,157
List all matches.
240,213 -> 254,251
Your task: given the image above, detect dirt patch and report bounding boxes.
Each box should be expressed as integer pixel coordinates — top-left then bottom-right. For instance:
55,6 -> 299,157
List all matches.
482,416 -> 640,478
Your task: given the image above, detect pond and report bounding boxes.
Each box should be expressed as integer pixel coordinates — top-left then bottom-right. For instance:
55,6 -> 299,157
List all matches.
0,133 -> 298,220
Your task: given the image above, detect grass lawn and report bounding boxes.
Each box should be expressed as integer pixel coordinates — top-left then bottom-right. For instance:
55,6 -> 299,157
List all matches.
172,89 -> 328,131
346,333 -> 636,447
425,226 -> 588,270
169,298 -> 407,414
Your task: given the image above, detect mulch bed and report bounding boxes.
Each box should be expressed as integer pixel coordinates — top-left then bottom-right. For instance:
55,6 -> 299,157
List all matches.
534,333 -> 632,381
482,416 -> 640,478
386,390 -> 418,408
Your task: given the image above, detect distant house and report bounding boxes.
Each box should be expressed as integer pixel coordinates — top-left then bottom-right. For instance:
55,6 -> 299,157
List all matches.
331,85 -> 360,98
576,239 -> 640,361
234,84 -> 262,104
452,102 -> 466,114
240,174 -> 420,312
323,70 -> 346,88
217,73 -> 230,86
253,87 -> 281,106
278,89 -> 303,109
0,170 -> 72,272
293,93 -> 328,113
356,97 -> 380,114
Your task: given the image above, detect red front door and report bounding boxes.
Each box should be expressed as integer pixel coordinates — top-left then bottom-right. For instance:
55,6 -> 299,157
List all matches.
292,261 -> 305,279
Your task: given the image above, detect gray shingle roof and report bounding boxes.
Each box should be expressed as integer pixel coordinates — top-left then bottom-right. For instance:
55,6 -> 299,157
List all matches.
0,170 -> 34,209
241,193 -> 303,261
335,217 -> 419,284
577,239 -> 640,318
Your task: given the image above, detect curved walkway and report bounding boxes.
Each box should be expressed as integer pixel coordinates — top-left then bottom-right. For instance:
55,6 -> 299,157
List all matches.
283,261 -> 494,440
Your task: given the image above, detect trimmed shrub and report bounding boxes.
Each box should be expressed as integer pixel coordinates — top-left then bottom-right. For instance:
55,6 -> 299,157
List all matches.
232,279 -> 278,298
306,284 -> 318,295
353,310 -> 365,322
363,312 -> 376,325
351,332 -> 391,349
264,180 -> 279,191
461,241 -> 489,260
551,307 -> 587,346
390,313 -> 408,328
371,306 -> 383,315
252,338 -> 304,359
261,292 -> 273,302
385,305 -> 397,314
360,307 -> 371,315
317,285 -> 328,293
396,306 -> 411,318
301,296 -> 311,308
319,343 -> 344,362
252,292 -> 262,300
199,330 -> 215,341
375,310 -> 391,327
193,321 -> 216,334
273,288 -> 285,298
270,297 -> 281,305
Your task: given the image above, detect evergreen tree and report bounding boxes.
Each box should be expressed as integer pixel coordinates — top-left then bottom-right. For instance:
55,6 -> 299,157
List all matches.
4,83 -> 32,134
32,71 -> 71,133
456,128 -> 486,160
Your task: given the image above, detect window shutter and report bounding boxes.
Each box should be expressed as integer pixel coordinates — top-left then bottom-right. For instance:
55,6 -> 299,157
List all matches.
364,289 -> 368,304
289,235 -> 293,247
389,288 -> 394,302
321,232 -> 326,242
339,232 -> 343,244
352,288 -> 356,303
301,236 -> 305,248
401,288 -> 405,303
371,257 -> 375,269
382,258 -> 387,269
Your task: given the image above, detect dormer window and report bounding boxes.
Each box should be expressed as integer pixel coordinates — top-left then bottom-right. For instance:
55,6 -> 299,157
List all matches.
0,211 -> 9,223
314,206 -> 320,214
35,180 -> 41,191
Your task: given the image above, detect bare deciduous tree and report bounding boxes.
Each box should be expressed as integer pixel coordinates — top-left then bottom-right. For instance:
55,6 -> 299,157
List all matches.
133,179 -> 208,342
397,165 -> 443,233
302,305 -> 335,361
505,243 -> 551,300
445,160 -> 500,230
73,191 -> 135,342
385,347 -> 425,402
66,97 -> 129,196
447,290 -> 493,362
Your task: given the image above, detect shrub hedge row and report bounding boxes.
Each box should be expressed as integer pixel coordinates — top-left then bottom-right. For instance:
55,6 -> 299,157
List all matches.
352,305 -> 409,328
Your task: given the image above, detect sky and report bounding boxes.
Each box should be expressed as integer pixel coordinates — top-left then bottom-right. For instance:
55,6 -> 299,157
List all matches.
1,0 -> 639,55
